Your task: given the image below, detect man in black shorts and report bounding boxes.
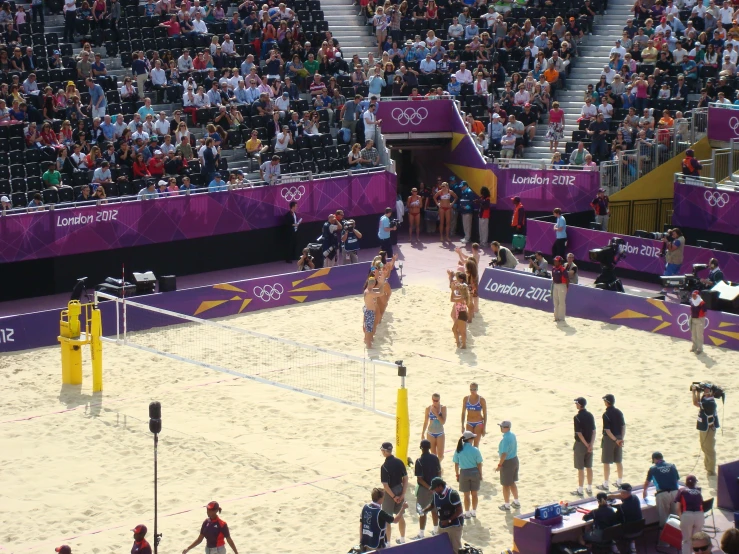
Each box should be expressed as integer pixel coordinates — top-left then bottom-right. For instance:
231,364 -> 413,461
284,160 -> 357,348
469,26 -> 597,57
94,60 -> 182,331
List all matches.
411,440 -> 441,540
572,397 -> 596,497
380,442 -> 408,545
597,394 -> 626,492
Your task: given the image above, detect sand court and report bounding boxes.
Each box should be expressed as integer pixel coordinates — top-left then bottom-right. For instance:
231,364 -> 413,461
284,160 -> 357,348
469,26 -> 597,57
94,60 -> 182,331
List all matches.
1,282 -> 738,554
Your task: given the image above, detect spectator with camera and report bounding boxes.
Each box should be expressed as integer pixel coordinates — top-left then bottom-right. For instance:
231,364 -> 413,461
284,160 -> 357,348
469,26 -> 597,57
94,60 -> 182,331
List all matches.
528,251 -> 549,277
700,258 -> 724,288
662,228 -> 685,278
692,383 -> 720,475
297,248 -> 315,271
490,241 -> 518,269
378,208 -> 398,258
551,256 -> 569,323
342,220 -> 363,264
321,213 -> 343,268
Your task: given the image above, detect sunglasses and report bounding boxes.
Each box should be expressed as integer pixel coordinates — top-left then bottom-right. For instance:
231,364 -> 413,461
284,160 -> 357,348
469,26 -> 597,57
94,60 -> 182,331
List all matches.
693,547 -> 711,553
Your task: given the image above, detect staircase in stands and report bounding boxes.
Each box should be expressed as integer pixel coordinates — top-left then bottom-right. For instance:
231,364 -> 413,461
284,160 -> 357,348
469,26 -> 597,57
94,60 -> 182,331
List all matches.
321,0 -> 377,60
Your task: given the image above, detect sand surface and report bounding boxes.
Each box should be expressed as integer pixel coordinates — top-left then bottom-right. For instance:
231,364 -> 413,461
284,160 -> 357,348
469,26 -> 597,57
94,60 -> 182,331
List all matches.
1,278 -> 738,554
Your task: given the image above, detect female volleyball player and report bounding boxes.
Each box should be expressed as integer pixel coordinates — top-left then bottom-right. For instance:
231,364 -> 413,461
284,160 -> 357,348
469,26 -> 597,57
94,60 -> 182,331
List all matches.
407,188 -> 423,243
421,393 -> 447,463
434,183 -> 457,244
461,383 -> 487,447
448,271 -> 469,349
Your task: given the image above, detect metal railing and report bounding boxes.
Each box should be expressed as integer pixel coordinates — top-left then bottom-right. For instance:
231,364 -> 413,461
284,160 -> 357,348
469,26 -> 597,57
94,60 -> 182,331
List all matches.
674,173 -> 717,186
691,107 -> 708,142
0,166 -> 388,217
491,159 -> 597,171
608,198 -> 674,235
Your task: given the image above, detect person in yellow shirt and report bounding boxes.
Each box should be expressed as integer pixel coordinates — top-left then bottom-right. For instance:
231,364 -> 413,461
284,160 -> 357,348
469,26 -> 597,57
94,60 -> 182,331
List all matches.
244,129 -> 268,165
641,40 -> 658,64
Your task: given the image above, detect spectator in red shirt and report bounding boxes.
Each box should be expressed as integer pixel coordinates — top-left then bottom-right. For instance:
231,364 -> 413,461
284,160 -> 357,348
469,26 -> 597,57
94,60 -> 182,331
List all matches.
182,501 -> 240,554
131,524 -> 153,554
133,153 -> 150,178
147,150 -> 165,177
160,14 -> 181,37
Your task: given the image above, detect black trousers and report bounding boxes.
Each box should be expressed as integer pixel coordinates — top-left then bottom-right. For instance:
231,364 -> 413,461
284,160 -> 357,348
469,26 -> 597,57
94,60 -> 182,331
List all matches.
379,237 -> 393,258
32,4 -> 44,25
63,10 -> 76,41
553,238 -> 567,258
285,230 -> 298,262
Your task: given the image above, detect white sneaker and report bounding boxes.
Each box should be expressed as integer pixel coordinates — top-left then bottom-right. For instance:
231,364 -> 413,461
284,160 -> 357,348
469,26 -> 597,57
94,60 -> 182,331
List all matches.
430,529 -> 438,536
586,488 -> 593,496
596,484 -> 609,491
409,532 -> 424,541
469,509 -> 477,518
395,538 -> 406,545
463,511 -> 471,519
512,500 -> 521,508
499,504 -> 511,511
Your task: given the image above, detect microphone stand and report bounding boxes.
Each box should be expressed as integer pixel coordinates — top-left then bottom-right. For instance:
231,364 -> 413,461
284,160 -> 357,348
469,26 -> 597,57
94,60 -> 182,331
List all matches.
154,432 -> 161,554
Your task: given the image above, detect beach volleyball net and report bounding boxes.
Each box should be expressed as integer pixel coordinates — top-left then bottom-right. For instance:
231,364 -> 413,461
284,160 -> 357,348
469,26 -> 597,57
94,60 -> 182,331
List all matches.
95,291 -> 397,416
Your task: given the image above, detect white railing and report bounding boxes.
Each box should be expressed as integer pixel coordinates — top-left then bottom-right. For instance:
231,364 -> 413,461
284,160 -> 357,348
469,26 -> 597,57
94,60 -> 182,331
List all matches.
674,173 -> 716,186
492,158 -> 597,171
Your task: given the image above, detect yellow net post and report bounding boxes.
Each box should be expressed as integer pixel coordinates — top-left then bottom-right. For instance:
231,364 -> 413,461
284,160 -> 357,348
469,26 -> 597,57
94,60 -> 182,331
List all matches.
58,300 -> 103,390
395,361 -> 410,465
90,307 -> 103,392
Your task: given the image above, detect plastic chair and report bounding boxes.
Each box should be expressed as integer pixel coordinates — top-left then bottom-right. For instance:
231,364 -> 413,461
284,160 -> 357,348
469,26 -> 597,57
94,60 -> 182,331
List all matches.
703,498 -> 717,536
620,519 -> 645,553
588,524 -> 623,554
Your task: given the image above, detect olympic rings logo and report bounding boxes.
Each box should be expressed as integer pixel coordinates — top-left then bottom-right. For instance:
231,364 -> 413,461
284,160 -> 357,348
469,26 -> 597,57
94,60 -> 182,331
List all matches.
677,313 -> 709,333
281,185 -> 305,202
390,107 -> 429,126
704,190 -> 730,208
253,283 -> 284,302
729,116 -> 739,137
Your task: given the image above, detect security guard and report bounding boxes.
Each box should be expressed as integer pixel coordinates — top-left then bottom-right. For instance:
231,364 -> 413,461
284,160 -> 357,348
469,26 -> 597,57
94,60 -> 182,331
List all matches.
643,452 -> 679,528
597,394 -> 625,492
692,384 -> 720,476
572,397 -> 596,497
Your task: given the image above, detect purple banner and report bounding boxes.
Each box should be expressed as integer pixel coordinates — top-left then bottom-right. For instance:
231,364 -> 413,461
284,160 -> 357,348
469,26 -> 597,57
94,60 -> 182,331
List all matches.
0,263 -> 397,352
0,172 -> 396,264
526,219 -> 739,280
376,99 -> 456,134
707,106 -> 739,143
672,182 -> 739,236
479,267 -> 739,351
493,166 -> 601,213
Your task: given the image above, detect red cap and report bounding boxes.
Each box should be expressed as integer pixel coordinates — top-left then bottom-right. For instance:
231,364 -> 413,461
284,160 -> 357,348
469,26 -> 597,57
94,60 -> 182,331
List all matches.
554,256 -> 563,262
524,102 -> 531,108
207,501 -> 220,511
55,547 -> 71,554
132,525 -> 148,535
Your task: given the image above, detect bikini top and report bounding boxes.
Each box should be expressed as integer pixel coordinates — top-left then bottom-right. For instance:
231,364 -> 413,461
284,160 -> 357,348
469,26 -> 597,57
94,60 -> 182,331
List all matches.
440,193 -> 450,200
409,198 -> 421,207
429,409 -> 441,421
466,396 -> 482,411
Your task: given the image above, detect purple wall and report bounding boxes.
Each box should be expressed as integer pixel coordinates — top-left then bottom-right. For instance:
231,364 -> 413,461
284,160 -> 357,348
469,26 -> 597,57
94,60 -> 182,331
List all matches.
707,106 -> 739,143
479,267 -> 739,351
376,100 -> 456,134
526,219 -> 739,280
0,263 -> 398,353
672,182 -> 739,236
493,165 -> 600,213
0,172 -> 397,264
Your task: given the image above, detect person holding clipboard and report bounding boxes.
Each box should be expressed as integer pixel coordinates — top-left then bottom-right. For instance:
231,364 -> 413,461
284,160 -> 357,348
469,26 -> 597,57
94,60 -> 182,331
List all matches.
284,200 -> 302,263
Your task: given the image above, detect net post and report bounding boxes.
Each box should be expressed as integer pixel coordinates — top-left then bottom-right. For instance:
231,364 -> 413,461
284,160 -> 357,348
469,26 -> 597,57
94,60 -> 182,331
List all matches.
395,361 -> 409,464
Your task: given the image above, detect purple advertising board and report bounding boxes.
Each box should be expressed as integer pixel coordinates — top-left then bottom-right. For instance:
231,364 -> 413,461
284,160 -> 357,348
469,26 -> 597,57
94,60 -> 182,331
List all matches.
526,219 -> 739,281
376,99 -> 456,134
0,263 -> 398,353
0,171 -> 396,264
672,181 -> 739,236
492,165 -> 601,213
479,267 -> 739,351
707,106 -> 739,143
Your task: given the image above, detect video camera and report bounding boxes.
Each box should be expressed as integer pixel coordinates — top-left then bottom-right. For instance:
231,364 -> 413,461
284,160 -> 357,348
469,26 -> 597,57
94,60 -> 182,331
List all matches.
659,263 -> 709,304
489,256 -> 499,267
343,219 -> 355,232
690,382 -> 726,402
524,254 -> 537,261
390,218 -> 400,228
591,238 -> 627,292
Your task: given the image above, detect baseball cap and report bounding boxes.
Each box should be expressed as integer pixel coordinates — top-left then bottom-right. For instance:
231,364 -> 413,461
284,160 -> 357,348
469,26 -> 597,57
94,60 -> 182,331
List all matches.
154,150 -> 162,155
206,501 -> 220,510
498,420 -> 512,429
554,255 -> 563,262
430,476 -> 445,488
55,548 -> 71,554
574,397 -> 587,407
53,49 -> 60,55
420,439 -> 431,449
132,524 -> 148,535
619,483 -> 633,492
1,195 -> 9,203
512,196 -> 521,202
381,441 -> 393,451
603,393 -> 616,404
492,113 -> 500,119
652,451 -> 663,460
462,430 -> 476,440
158,180 -> 168,187
524,102 -> 531,108
686,475 -> 698,486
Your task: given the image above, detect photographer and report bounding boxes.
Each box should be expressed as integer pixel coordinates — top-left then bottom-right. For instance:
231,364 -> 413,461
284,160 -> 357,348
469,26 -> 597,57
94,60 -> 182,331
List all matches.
700,258 -> 724,288
378,207 -> 398,257
565,253 -> 579,285
691,382 -> 720,475
490,241 -> 518,269
297,248 -> 315,271
321,213 -> 343,267
662,228 -> 685,277
528,251 -> 549,277
342,220 -> 363,264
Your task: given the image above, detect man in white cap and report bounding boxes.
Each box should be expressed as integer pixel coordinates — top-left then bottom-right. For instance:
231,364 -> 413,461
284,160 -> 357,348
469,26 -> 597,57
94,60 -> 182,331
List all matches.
689,290 -> 707,354
496,420 -> 519,511
551,255 -> 569,323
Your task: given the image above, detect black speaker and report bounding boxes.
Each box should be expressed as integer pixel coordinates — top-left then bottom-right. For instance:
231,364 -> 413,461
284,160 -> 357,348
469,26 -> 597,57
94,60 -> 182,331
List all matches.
159,275 -> 177,293
149,401 -> 162,434
96,281 -> 137,298
133,271 -> 157,295
589,222 -> 602,231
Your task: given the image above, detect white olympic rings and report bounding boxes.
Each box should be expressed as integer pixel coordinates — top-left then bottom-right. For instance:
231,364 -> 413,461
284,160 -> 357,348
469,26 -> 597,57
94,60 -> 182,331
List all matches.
728,116 -> 739,137
677,312 -> 709,333
704,190 -> 730,208
253,283 -> 285,302
390,107 -> 429,126
281,185 -> 306,202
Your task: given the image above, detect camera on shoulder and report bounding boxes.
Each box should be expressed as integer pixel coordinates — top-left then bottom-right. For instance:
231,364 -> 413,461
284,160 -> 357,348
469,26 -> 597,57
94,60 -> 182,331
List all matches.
524,254 -> 537,261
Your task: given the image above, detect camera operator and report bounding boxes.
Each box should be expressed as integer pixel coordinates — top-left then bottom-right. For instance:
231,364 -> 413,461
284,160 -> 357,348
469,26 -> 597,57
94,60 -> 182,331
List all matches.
662,228 -> 685,277
490,241 -> 518,269
692,382 -> 720,475
528,251 -> 549,277
335,209 -> 346,265
321,213 -> 343,267
297,248 -> 315,271
700,258 -> 724,288
565,253 -> 579,285
342,219 -> 363,264
378,207 -> 398,257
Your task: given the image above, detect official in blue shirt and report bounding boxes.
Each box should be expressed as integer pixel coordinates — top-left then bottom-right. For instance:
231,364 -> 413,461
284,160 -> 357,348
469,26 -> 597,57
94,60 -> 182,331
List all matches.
378,207 -> 397,257
496,420 -> 519,511
453,430 -> 483,519
458,181 -> 477,244
553,207 -> 567,258
644,452 -> 679,528
208,174 -> 228,192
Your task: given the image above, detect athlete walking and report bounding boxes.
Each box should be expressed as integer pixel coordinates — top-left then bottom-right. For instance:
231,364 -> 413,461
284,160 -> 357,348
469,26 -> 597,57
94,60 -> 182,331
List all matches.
421,393 -> 447,463
461,383 -> 487,447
